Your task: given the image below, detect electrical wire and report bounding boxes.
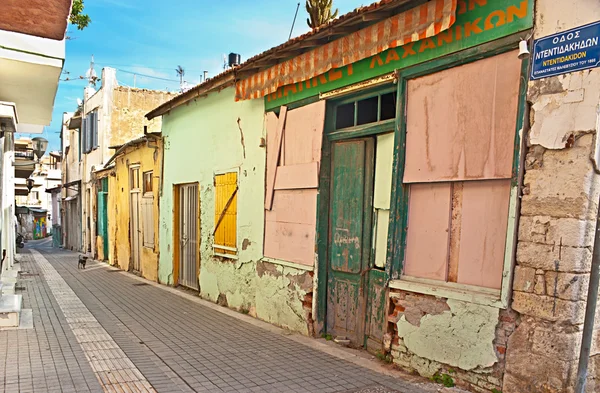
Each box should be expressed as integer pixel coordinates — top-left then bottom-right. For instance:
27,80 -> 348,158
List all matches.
114,68 -> 180,83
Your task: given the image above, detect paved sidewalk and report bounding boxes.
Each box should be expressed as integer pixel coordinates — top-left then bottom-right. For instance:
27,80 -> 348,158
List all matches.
1,244 -> 437,393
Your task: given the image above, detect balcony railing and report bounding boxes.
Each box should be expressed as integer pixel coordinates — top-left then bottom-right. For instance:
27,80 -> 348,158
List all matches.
15,150 -> 35,160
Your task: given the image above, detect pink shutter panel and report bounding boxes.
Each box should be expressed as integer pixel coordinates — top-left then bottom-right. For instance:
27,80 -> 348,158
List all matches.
455,179 -> 511,289
403,183 -> 452,281
403,50 -> 522,183
265,106 -> 287,210
264,101 -> 325,266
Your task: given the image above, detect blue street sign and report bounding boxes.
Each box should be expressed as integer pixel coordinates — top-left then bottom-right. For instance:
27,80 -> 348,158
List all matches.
531,21 -> 600,80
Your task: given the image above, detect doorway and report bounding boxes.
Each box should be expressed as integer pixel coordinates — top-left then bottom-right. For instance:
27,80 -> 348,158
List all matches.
326,138 -> 375,346
129,166 -> 142,273
323,88 -> 397,350
176,183 -> 199,289
97,178 -> 109,260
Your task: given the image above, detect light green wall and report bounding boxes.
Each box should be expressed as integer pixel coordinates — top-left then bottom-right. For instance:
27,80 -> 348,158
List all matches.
159,87 -> 313,333
159,87 -> 265,284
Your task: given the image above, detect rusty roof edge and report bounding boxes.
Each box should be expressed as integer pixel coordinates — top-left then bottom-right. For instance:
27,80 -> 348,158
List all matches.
104,133 -> 161,168
145,73 -> 236,120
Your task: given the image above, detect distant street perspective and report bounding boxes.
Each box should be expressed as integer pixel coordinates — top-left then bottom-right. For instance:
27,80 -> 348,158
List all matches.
1,0 -> 600,392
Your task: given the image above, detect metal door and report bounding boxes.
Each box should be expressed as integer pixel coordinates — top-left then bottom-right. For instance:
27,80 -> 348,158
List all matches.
326,138 -> 374,346
130,167 -> 142,273
179,184 -> 199,289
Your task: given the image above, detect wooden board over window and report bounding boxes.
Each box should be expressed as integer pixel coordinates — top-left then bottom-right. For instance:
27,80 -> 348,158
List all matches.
403,180 -> 510,289
264,101 -> 325,266
403,50 -> 522,183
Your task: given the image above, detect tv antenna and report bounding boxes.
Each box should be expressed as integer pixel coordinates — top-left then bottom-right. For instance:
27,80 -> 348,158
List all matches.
85,55 -> 97,87
289,3 -> 301,40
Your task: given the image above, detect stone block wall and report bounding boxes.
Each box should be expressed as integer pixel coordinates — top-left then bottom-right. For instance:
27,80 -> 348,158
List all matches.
502,1 -> 600,391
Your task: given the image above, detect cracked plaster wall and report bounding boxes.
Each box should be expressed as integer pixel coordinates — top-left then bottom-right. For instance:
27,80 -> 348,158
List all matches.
159,87 -> 312,333
396,299 -> 499,371
390,291 -> 513,392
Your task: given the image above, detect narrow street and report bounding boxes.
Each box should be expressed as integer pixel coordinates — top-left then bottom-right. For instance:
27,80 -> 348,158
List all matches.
0,240 -> 435,393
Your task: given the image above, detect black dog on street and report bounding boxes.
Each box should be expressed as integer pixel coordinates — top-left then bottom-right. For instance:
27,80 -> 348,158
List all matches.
78,255 -> 88,269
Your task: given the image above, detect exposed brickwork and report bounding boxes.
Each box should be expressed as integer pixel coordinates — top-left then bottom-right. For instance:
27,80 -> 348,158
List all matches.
388,290 -> 518,393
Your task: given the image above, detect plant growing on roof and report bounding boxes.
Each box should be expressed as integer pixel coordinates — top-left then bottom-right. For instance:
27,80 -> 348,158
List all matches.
306,0 -> 339,29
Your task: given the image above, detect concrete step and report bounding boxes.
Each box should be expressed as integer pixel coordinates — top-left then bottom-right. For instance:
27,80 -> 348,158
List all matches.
1,269 -> 18,280
0,294 -> 22,327
0,281 -> 14,296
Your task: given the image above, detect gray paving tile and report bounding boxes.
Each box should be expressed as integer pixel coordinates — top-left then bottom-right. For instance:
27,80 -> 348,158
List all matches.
2,244 -> 434,393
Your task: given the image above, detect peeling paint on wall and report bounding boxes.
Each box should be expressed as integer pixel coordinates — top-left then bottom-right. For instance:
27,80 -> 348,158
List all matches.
396,298 -> 499,370
159,87 -> 313,334
199,258 -> 312,334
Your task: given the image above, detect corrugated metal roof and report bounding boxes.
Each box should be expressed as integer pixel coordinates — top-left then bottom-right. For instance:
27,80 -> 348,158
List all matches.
146,0 -> 421,120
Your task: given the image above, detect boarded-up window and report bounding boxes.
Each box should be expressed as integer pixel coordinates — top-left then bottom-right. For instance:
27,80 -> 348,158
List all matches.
403,51 -> 521,183
402,51 -> 521,290
214,172 -> 238,257
141,195 -> 154,248
264,101 -> 325,266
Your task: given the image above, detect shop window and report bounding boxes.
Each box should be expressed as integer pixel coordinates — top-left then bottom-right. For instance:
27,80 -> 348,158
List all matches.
213,172 -> 238,257
380,92 -> 397,121
335,102 -> 354,129
357,96 -> 378,125
402,51 -> 522,290
334,90 -> 397,130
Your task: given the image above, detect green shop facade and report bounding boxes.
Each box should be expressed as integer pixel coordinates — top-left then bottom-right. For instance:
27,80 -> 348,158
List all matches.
260,0 -> 533,389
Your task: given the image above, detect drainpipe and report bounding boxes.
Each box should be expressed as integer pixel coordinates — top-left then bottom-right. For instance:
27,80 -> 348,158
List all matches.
575,189 -> 600,393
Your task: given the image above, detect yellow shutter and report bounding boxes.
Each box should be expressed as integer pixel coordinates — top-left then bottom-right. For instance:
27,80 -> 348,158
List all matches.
214,172 -> 238,256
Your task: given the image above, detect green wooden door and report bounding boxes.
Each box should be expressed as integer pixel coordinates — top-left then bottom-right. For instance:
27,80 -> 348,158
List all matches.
97,178 -> 109,260
327,138 -> 374,345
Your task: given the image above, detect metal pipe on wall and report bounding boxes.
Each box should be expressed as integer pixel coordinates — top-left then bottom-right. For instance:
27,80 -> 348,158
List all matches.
575,188 -> 600,393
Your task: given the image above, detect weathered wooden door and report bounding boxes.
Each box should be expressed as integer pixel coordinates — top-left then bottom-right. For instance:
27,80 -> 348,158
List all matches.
327,138 -> 374,346
179,183 -> 199,289
130,166 -> 142,273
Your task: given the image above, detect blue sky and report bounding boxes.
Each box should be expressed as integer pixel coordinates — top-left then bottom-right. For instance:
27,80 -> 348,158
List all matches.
20,0 -> 361,152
